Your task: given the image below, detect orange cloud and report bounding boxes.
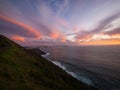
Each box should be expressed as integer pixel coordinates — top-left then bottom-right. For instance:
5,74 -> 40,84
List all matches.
50,31 -> 66,42
61,35 -> 66,42
50,31 -> 59,39
78,38 -> 120,45
11,35 -> 25,42
0,15 -> 42,39
76,32 -> 120,45
111,34 -> 120,39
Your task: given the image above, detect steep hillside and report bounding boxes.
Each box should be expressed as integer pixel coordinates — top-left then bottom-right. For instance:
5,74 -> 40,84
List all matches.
0,34 -> 97,90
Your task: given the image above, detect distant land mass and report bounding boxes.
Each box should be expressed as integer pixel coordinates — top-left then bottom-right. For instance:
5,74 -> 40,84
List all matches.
0,34 -> 97,90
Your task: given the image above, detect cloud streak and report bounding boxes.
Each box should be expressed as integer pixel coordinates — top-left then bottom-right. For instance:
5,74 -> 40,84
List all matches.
11,35 -> 25,42
75,12 -> 120,42
0,15 -> 42,38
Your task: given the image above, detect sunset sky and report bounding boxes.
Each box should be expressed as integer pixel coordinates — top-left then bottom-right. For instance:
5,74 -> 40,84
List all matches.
0,0 -> 120,46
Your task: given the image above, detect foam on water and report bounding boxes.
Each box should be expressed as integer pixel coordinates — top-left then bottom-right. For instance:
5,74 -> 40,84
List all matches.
51,61 -> 93,85
41,53 -> 50,57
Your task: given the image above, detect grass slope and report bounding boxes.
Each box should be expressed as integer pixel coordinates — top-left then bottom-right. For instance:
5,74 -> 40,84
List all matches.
0,34 -> 97,90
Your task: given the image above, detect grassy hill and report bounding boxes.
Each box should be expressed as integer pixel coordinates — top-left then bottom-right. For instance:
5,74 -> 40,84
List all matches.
0,34 -> 97,90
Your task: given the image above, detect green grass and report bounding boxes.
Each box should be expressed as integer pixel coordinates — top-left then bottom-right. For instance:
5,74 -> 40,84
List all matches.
0,34 -> 97,90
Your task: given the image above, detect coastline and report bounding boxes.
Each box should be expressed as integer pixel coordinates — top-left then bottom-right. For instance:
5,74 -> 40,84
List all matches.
41,53 -> 78,78
0,34 -> 97,90
41,51 -> 95,87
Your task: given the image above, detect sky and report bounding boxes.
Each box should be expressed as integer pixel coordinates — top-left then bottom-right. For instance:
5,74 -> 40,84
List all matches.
0,0 -> 120,46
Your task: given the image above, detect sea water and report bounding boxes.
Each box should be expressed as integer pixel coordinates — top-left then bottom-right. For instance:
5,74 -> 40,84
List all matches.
40,45 -> 120,90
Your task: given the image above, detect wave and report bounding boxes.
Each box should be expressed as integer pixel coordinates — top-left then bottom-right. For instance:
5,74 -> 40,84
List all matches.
41,52 -> 93,86
41,53 -> 50,57
52,61 -> 93,85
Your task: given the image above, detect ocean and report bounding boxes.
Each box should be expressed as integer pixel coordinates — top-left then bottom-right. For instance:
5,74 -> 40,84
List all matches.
40,45 -> 120,90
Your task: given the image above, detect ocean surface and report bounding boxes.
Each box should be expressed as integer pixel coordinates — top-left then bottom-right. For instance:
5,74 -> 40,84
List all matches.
40,45 -> 120,90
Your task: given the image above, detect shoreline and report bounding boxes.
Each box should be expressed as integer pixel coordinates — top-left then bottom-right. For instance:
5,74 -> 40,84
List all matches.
41,52 -> 95,87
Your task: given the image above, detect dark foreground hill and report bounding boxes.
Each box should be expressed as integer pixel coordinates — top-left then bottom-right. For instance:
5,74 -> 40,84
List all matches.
0,34 -> 97,90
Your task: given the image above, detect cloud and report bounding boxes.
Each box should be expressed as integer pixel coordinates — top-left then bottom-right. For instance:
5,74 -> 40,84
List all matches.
50,30 -> 67,42
78,39 -> 120,46
75,12 -> 120,41
50,31 -> 60,39
0,0 -> 69,39
104,27 -> 120,35
0,14 -> 67,45
0,15 -> 42,38
37,0 -> 70,28
10,35 -> 25,42
96,12 -> 119,32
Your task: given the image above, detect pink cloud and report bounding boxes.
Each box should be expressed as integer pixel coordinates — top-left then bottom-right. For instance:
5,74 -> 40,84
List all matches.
11,35 -> 25,42
0,15 -> 42,39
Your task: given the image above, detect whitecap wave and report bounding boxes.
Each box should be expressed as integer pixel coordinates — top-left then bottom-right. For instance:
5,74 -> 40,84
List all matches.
51,61 -> 66,70
76,75 -> 93,85
51,61 -> 93,85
